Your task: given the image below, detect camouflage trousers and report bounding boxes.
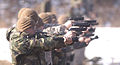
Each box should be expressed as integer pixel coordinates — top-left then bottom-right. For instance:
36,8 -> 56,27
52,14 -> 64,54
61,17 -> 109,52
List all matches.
52,50 -> 66,65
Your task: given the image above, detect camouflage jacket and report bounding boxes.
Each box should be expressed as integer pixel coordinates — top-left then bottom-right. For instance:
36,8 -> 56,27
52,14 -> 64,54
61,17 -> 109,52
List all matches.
43,25 -> 67,65
7,27 -> 68,65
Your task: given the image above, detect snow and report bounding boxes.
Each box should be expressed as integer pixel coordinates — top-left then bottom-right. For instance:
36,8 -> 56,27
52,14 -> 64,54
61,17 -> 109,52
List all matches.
0,28 -> 11,62
0,27 -> 120,65
85,27 -> 120,65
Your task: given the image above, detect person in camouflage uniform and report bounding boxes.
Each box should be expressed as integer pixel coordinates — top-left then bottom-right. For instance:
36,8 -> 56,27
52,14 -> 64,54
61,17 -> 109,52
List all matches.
7,16 -> 78,65
38,13 -> 92,65
39,12 -> 67,65
49,14 -> 69,65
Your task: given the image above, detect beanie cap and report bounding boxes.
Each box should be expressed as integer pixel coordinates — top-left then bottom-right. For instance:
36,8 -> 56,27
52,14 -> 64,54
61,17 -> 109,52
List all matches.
16,17 -> 35,32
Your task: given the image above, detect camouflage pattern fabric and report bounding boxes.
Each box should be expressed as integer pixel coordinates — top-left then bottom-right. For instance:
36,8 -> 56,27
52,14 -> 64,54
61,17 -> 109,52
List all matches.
43,23 -> 59,29
52,50 -> 66,65
43,25 -> 67,65
43,25 -> 66,36
6,27 -> 15,41
7,28 -> 68,65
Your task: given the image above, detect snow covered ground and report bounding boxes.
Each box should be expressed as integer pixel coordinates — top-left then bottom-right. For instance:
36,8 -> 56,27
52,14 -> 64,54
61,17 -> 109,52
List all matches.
0,28 -> 11,62
85,27 -> 120,65
0,27 -> 120,65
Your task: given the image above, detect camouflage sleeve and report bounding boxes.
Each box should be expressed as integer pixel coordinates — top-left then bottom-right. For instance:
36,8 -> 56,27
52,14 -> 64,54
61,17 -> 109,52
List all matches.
10,31 -> 67,54
43,25 -> 67,35
10,32 -> 33,54
6,27 -> 15,41
35,36 -> 66,51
